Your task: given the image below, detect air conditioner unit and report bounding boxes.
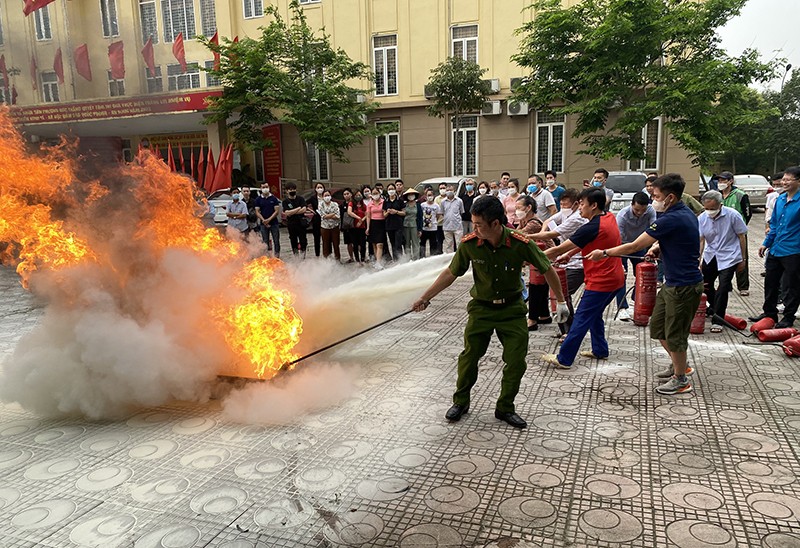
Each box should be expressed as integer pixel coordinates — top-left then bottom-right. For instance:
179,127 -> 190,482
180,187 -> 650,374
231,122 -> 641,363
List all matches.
424,85 -> 435,99
481,100 -> 501,116
482,78 -> 501,93
510,77 -> 523,91
507,100 -> 529,116
355,93 -> 366,103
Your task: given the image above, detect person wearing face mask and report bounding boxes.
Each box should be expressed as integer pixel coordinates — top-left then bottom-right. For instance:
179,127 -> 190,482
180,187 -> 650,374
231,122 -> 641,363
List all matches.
255,183 -> 282,258
402,188 -> 423,260
475,181 -> 490,202
502,180 -> 521,227
461,178 -> 477,234
765,173 -> 784,234
226,190 -> 249,236
306,183 -> 326,257
382,183 -> 405,260
498,172 -> 511,198
420,189 -> 441,258
717,171 -> 752,296
489,181 -> 501,198
347,190 -> 368,264
281,181 -> 309,257
361,185 -> 374,260
586,174 -> 703,395
526,174 -> 557,221
514,195 -> 555,331
697,190 -> 748,333
339,189 -> 356,263
614,192 -> 657,321
318,189 -> 341,261
365,189 -> 387,269
544,170 -> 565,209
441,185 -> 465,252
591,168 -> 615,212
433,182 -> 448,254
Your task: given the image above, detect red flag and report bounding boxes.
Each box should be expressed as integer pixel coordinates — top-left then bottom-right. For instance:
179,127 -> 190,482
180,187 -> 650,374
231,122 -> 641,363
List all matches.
167,142 -> 176,171
189,147 -> 195,181
108,41 -> 125,80
141,36 -> 156,78
0,56 -> 8,88
210,31 -> 220,71
172,32 -> 187,73
11,86 -> 17,105
23,0 -> 56,16
210,144 -> 233,194
196,145 -> 206,189
178,145 -> 185,173
53,48 -> 64,84
233,36 -> 239,44
74,44 -> 92,81
30,56 -> 37,90
204,147 -> 216,193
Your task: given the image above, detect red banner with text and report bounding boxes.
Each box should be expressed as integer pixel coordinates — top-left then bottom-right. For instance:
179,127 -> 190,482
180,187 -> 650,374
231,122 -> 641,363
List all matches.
262,124 -> 282,197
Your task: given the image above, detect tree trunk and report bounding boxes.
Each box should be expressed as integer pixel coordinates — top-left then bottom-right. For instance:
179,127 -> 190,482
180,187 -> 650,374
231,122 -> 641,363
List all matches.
301,138 -> 315,187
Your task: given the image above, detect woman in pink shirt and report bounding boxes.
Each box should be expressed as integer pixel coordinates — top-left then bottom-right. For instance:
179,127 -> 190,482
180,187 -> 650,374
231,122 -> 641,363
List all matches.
365,189 -> 387,270
502,179 -> 521,227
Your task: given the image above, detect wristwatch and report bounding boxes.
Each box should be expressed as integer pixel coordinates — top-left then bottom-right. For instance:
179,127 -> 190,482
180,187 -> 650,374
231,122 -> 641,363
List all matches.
602,250 -> 609,258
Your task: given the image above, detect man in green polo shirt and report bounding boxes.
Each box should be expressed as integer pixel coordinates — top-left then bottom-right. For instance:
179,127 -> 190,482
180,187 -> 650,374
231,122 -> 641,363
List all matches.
413,197 -> 569,428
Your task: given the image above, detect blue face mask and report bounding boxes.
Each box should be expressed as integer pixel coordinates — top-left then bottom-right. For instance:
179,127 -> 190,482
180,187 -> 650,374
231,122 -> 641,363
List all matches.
465,185 -> 474,192
527,184 -> 538,194
592,181 -> 603,188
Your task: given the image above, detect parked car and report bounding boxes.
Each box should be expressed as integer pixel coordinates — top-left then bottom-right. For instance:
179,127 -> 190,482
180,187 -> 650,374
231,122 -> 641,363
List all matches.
606,171 -> 648,214
733,174 -> 772,210
414,176 -> 470,198
206,187 -> 261,225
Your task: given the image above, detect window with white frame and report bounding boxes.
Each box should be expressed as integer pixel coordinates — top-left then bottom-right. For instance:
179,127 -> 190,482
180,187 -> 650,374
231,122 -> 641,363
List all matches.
199,0 -> 216,36
100,0 -> 119,37
306,143 -> 329,182
376,121 -> 400,180
145,65 -> 163,92
167,63 -> 200,90
0,76 -> 9,104
34,5 -> 52,41
535,111 -> 565,173
41,71 -> 59,102
628,118 -> 662,171
204,60 -> 220,86
243,0 -> 263,19
451,25 -> 477,64
373,35 -> 397,96
107,70 -> 125,96
162,0 -> 195,42
139,0 -> 158,44
452,115 -> 478,177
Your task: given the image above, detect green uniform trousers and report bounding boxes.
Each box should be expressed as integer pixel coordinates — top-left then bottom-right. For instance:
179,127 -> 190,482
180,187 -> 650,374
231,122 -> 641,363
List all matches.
453,298 -> 529,413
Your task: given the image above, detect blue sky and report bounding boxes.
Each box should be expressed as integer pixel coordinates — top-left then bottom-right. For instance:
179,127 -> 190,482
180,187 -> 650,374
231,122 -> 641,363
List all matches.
719,0 -> 797,90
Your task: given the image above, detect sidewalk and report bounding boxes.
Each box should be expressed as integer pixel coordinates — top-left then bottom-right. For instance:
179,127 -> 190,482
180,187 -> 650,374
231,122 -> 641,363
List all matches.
1,213 -> 800,547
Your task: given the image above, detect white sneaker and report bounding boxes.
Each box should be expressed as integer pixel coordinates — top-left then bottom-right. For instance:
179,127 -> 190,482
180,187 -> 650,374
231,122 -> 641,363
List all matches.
778,303 -> 786,313
618,309 -> 631,321
373,262 -> 384,271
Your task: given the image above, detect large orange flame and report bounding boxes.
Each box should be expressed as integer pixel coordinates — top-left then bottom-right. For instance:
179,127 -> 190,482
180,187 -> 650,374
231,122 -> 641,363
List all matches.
0,109 -> 301,379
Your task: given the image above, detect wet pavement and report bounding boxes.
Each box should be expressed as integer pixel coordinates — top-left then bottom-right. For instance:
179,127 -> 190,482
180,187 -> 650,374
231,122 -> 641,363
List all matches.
2,213 -> 800,547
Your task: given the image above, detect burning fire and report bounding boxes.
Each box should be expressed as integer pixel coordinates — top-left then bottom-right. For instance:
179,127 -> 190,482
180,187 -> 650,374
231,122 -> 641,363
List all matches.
0,111 -> 301,380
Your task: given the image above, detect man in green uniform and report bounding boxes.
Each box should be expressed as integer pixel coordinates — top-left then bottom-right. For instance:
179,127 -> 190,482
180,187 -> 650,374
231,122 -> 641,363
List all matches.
413,197 -> 569,428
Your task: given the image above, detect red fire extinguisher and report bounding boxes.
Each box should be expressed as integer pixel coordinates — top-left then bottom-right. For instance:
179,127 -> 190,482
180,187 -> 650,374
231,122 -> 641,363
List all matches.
750,317 -> 776,334
723,314 -> 747,330
690,294 -> 707,334
633,261 -> 658,326
758,328 -> 800,343
549,266 -> 569,313
784,335 -> 800,357
530,241 -> 548,285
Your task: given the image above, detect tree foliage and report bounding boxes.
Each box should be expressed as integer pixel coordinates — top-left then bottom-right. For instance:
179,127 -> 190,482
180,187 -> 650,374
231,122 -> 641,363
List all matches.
200,0 -> 388,180
511,0 -> 778,167
426,56 -> 491,164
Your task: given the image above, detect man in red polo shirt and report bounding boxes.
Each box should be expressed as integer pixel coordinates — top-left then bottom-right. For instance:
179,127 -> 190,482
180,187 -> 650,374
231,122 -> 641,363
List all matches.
541,188 -> 625,369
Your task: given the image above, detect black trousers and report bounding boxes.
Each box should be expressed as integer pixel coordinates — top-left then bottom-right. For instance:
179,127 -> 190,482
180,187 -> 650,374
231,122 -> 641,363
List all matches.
420,231 -> 438,257
764,253 -> 800,321
702,257 -> 736,325
287,224 -> 308,254
387,228 -> 403,259
351,228 -> 367,262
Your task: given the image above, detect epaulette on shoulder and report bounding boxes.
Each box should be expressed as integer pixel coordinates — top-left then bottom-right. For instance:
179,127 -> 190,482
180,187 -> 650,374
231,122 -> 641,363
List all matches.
461,232 -> 478,243
511,231 -> 530,243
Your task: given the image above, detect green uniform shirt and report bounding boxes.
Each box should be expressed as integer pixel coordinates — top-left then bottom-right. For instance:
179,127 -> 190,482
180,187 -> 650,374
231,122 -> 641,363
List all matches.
681,193 -> 704,215
448,227 -> 551,301
722,188 -> 751,224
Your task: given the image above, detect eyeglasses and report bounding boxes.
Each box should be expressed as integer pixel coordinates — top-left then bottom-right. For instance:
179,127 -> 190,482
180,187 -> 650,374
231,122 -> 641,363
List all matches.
782,177 -> 799,183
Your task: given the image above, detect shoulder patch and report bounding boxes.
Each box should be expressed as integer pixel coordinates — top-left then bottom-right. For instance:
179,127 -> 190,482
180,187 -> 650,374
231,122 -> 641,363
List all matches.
461,232 -> 478,243
510,231 -> 530,244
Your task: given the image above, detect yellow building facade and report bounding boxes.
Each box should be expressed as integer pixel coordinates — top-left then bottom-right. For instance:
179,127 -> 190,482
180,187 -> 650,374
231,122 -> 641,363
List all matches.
4,0 -> 697,193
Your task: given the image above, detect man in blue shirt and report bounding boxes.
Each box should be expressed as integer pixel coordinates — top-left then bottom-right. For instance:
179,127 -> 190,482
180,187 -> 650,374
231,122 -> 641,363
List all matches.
753,167 -> 800,328
255,182 -> 282,258
614,192 -> 656,321
587,174 -> 703,395
544,170 -> 565,209
698,190 -> 748,333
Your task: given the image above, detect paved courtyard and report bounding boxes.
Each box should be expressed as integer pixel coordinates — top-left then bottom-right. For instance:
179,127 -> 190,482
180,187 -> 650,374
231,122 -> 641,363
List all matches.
2,214 -> 800,547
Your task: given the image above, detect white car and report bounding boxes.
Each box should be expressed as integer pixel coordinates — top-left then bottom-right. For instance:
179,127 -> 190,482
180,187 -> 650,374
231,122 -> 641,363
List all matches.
414,176 -> 470,198
206,187 -> 260,225
733,174 -> 772,210
606,171 -> 648,214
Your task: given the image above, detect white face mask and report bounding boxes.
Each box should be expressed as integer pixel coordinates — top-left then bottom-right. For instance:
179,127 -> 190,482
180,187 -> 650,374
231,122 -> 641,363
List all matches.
439,189 -> 447,196
514,209 -> 527,220
718,182 -> 729,191
706,208 -> 720,218
491,189 -> 499,196
316,187 -> 324,195
372,194 -> 380,200
261,189 -> 270,196
323,196 -> 332,203
652,199 -> 666,213
478,188 -> 487,195
547,180 -> 556,187
388,189 -> 396,197
509,188 -> 518,195
446,191 -> 455,198
427,196 -> 434,203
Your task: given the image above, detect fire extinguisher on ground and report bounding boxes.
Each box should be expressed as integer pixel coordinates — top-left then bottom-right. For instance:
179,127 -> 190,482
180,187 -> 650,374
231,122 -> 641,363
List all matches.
633,261 -> 658,326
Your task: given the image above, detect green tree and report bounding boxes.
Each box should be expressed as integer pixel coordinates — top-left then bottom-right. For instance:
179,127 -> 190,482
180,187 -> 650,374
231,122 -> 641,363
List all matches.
426,57 -> 491,175
200,0 -> 389,182
511,0 -> 777,167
